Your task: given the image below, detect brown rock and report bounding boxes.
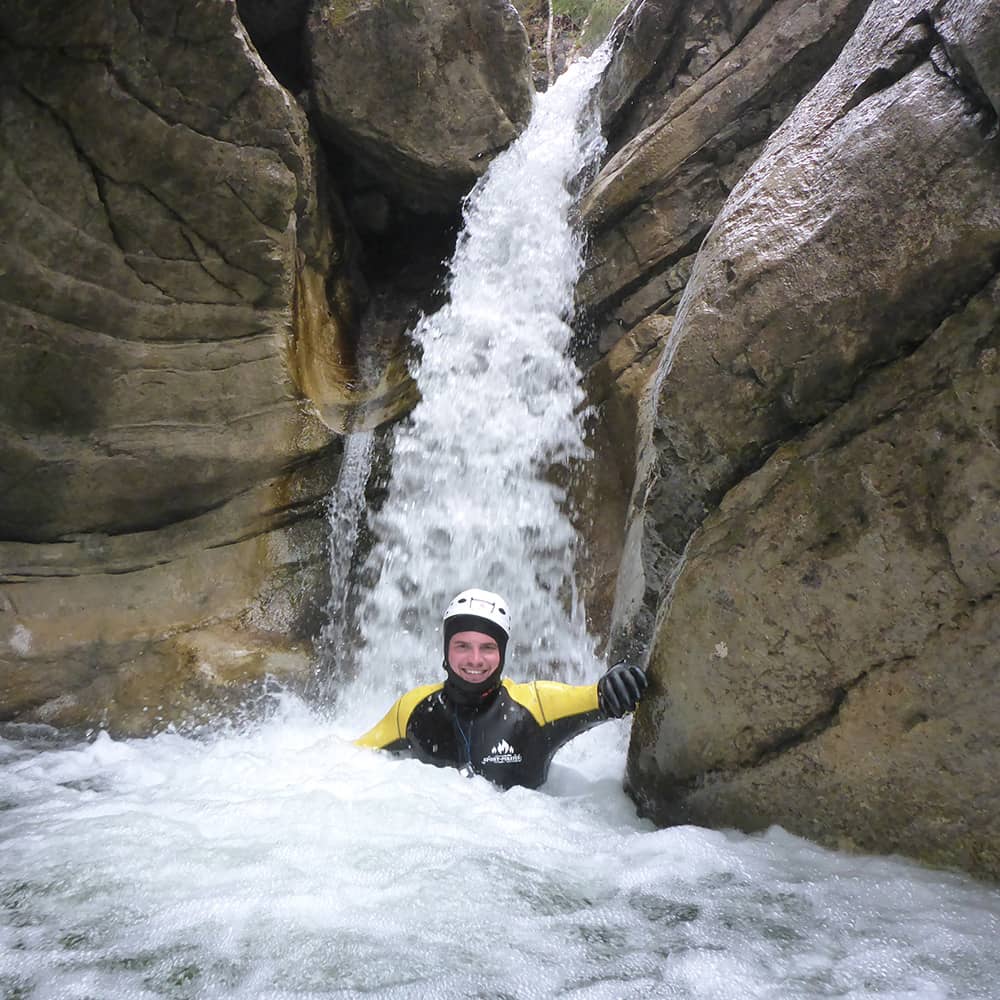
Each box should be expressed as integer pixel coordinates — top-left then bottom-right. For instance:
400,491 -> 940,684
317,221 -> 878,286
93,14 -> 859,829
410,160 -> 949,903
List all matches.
579,0 -> 870,328
0,0 -> 339,541
0,0 -> 368,729
577,314 -> 672,641
306,0 -> 534,212
627,274 -> 1000,877
593,0 -> 680,128
609,0 -> 1000,651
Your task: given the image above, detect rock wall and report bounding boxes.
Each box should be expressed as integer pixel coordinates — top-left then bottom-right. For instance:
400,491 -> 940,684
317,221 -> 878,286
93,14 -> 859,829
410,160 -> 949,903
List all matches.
579,0 -> 1000,877
630,276 -> 999,875
0,0 -> 533,733
577,0 -> 873,644
0,0 -> 337,732
307,0 -> 533,213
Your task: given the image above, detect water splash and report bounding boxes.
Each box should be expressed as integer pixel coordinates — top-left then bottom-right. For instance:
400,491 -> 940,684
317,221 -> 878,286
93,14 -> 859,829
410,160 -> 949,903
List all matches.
345,51 -> 611,708
3,712 -> 1000,1000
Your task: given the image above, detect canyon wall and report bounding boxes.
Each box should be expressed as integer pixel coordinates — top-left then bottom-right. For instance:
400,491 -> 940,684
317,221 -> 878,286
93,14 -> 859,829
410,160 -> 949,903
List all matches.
582,0 -> 1000,878
0,0 -> 533,731
3,0 -> 998,878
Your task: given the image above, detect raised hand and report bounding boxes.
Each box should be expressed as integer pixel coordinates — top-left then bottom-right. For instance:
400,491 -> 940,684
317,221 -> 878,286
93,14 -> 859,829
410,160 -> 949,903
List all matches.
597,661 -> 648,718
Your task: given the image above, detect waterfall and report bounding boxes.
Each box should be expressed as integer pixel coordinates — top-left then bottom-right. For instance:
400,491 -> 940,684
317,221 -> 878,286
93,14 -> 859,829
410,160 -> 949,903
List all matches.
315,428 -> 375,695
341,51 -> 610,707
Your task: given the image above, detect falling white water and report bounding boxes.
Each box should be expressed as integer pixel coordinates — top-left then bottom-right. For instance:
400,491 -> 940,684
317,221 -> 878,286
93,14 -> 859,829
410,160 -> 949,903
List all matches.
316,429 -> 375,685
348,52 -> 609,709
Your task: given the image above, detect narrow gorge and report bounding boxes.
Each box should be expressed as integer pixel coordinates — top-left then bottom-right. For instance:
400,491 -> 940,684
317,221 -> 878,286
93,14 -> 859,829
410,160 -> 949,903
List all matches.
2,0 -> 999,888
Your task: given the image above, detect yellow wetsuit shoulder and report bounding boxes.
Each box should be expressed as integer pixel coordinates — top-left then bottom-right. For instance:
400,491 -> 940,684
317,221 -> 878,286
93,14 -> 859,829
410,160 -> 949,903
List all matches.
502,677 -> 600,727
354,682 -> 443,749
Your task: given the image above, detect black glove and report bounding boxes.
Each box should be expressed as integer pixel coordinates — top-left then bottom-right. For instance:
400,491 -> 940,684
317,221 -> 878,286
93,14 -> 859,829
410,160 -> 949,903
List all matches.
597,661 -> 647,718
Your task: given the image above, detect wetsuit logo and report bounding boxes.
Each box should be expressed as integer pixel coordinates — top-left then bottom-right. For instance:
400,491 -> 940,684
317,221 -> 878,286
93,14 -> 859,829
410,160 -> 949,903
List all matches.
483,739 -> 522,765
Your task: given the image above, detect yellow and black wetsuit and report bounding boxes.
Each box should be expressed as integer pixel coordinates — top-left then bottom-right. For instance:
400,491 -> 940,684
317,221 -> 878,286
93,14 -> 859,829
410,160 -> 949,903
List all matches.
355,677 -> 606,789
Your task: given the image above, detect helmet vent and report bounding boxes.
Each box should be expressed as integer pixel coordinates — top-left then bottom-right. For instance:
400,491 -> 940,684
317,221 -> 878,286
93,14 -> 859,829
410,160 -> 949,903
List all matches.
443,589 -> 512,639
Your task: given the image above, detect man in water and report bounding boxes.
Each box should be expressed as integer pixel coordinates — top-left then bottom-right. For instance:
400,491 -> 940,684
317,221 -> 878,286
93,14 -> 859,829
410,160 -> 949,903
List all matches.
355,588 -> 647,789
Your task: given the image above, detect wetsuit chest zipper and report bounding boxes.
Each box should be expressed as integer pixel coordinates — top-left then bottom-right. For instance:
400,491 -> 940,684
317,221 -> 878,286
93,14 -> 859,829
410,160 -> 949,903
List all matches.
452,714 -> 475,777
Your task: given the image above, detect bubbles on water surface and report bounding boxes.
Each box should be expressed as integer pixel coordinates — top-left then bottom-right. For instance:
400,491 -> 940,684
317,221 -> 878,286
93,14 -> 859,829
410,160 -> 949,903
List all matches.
2,709 -> 1000,999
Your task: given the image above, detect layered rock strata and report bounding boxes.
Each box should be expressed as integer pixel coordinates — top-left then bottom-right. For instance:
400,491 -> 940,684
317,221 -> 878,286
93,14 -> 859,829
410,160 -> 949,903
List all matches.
577,0 -> 872,649
0,0 -> 348,731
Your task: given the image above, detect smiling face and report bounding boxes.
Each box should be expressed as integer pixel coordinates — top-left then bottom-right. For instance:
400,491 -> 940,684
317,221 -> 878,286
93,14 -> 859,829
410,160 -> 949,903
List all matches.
446,630 -> 502,683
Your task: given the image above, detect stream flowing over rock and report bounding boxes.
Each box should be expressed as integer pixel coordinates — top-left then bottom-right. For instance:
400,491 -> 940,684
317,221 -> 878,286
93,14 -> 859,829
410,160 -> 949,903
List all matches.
2,0 -> 999,879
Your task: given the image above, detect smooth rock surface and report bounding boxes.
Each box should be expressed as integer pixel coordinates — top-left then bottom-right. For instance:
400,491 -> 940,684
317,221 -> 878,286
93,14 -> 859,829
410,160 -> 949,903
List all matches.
0,463 -> 336,734
627,273 -> 1000,877
306,0 -> 534,212
574,0 -> 871,647
0,0 -> 350,729
607,0 -> 1000,654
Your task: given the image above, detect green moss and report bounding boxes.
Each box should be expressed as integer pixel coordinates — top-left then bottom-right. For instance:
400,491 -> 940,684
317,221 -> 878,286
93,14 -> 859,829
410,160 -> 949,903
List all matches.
324,0 -> 417,30
519,0 -> 631,54
552,0 -> 594,21
579,0 -> 630,51
324,0 -> 361,29
518,0 -> 617,27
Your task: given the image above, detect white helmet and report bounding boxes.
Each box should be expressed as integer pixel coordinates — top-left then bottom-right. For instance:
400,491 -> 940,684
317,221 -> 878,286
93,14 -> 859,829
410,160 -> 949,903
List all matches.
443,588 -> 512,639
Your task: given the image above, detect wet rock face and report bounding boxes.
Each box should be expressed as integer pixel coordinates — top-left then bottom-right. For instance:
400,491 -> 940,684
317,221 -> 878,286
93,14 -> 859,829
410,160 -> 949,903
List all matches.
582,0 -> 873,330
0,0 -> 334,542
627,276 -> 1000,876
0,0 -> 342,730
306,0 -> 534,213
591,0 -> 1000,654
576,0 -> 873,651
581,0 -> 1000,876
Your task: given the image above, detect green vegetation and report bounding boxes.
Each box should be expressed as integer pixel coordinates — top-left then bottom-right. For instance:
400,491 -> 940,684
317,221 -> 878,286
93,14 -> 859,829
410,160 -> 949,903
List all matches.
578,0 -> 630,51
324,0 -> 361,29
516,0 -> 629,28
514,0 -> 630,56
552,0 -> 594,21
